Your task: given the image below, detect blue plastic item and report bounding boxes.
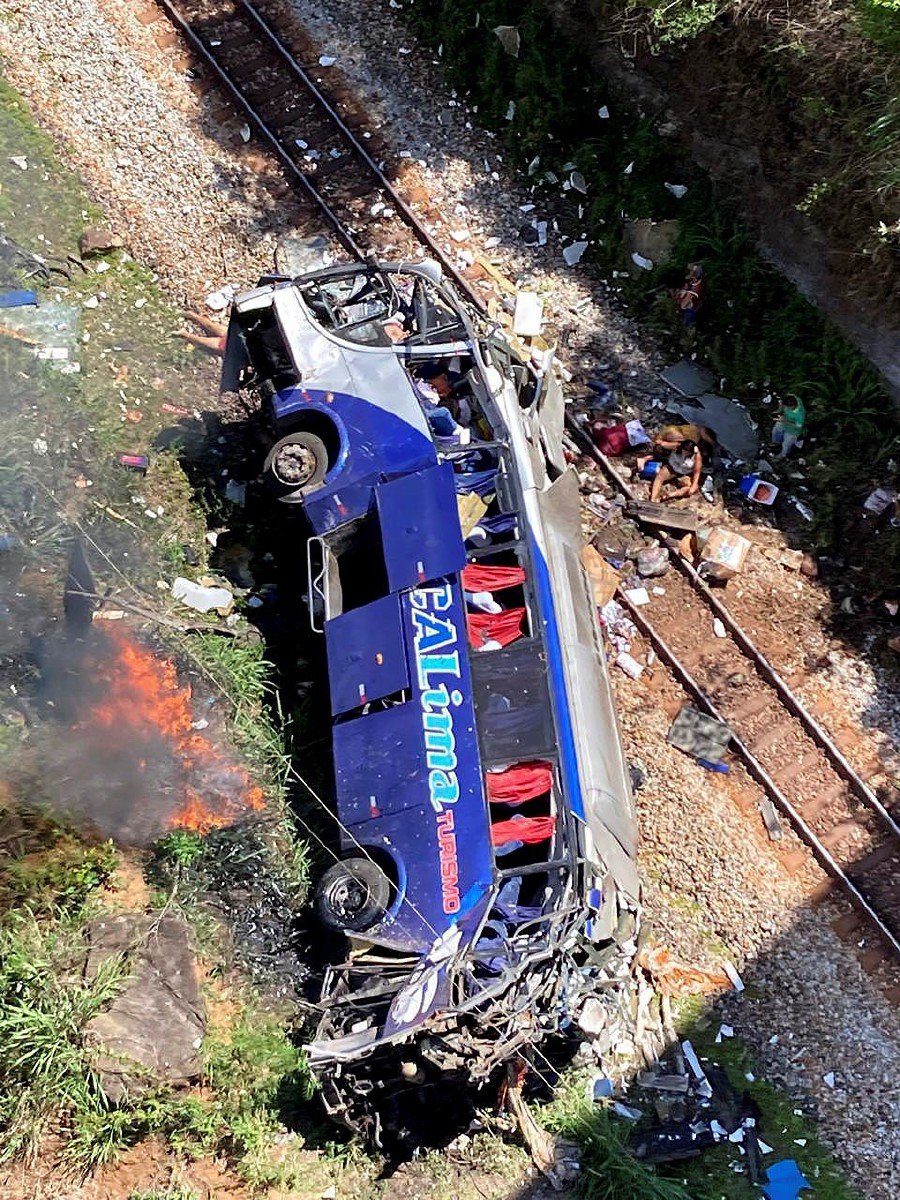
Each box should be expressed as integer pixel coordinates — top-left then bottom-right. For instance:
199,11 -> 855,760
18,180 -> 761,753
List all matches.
0,289 -> 38,308
639,460 -> 662,480
740,474 -> 779,505
697,758 -> 731,773
762,1159 -> 812,1200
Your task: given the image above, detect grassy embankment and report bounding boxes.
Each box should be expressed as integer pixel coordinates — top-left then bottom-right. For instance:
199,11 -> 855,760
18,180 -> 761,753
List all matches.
407,0 -> 900,589
0,77 -> 322,1188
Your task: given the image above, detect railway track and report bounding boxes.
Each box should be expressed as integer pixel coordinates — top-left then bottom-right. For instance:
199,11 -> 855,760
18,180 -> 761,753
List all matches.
150,0 -> 486,306
148,0 -> 900,969
578,439 -> 900,968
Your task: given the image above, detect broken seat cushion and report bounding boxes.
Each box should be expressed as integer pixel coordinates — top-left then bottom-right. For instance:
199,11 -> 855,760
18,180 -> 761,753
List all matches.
83,913 -> 205,1103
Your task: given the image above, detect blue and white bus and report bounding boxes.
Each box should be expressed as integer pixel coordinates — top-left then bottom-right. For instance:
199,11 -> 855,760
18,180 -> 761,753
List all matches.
223,259 -> 639,1125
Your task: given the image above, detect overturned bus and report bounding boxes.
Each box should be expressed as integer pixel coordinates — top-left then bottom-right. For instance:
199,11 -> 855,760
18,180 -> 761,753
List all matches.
222,260 -> 640,1129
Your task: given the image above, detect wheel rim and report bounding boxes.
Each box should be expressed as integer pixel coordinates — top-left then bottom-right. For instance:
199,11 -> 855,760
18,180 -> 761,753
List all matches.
273,441 -> 317,486
324,873 -> 370,922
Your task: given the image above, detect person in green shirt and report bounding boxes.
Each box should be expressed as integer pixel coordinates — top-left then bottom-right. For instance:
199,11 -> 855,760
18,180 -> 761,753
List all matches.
772,395 -> 806,458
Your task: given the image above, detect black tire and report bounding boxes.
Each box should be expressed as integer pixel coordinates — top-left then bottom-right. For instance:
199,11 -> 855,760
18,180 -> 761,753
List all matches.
315,857 -> 391,933
264,431 -> 328,496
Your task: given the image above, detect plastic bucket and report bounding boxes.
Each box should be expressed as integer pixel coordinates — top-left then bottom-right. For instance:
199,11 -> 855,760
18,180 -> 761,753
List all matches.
640,460 -> 662,481
740,475 -> 779,505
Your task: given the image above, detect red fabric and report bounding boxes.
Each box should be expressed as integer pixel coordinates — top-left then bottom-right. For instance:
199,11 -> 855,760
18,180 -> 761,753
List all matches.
491,815 -> 556,847
486,760 -> 553,805
592,423 -> 629,457
467,607 -> 525,649
461,564 -> 526,593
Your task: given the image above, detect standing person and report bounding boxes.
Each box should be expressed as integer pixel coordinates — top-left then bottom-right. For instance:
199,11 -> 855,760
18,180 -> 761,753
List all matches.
651,439 -> 703,502
672,264 -> 704,327
771,394 -> 806,458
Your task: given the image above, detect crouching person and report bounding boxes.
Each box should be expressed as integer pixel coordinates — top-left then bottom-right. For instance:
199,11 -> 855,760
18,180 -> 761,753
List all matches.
651,439 -> 702,502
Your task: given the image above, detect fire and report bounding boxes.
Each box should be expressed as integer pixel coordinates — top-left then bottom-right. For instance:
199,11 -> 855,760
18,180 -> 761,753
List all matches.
82,628 -> 266,837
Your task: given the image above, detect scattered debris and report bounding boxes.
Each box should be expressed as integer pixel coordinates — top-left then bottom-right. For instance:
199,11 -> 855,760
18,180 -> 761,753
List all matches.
318,54 -> 337,66
172,576 -> 234,616
697,526 -> 751,580
631,252 -> 654,271
563,240 -> 588,266
762,1159 -> 812,1200
512,291 -> 544,337
759,799 -> 783,841
665,182 -> 688,199
667,704 -> 733,764
741,475 -> 779,505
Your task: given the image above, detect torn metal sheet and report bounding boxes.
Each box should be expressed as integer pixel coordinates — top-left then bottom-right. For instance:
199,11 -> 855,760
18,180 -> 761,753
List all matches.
660,360 -> 716,397
669,391 -> 760,461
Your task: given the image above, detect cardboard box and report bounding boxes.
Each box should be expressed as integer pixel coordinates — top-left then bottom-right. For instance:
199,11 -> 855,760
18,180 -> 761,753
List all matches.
581,543 -> 621,607
699,527 -> 751,580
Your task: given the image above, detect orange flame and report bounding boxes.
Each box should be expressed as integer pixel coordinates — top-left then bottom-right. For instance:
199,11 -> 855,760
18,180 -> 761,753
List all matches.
84,628 -> 266,835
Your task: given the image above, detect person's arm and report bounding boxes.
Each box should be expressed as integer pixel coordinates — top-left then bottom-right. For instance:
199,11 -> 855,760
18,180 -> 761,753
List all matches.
688,450 -> 703,495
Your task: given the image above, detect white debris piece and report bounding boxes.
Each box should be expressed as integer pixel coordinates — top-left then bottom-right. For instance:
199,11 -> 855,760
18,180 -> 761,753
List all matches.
758,1139 -> 775,1154
715,1024 -> 735,1042
563,241 -> 588,266
535,220 -> 548,245
318,55 -> 337,66
665,182 -> 688,198
504,101 -> 516,121
631,252 -> 654,271
513,291 -> 544,337
204,286 -> 234,312
570,170 -> 587,194
240,124 -> 251,142
598,106 -> 610,119
623,161 -> 634,175
8,156 -> 27,170
713,618 -> 727,638
32,437 -> 49,455
722,960 -> 745,991
172,577 -> 234,616
483,235 -> 502,249
83,295 -> 100,308
623,587 -> 650,606
616,652 -> 644,680
823,1072 -> 836,1088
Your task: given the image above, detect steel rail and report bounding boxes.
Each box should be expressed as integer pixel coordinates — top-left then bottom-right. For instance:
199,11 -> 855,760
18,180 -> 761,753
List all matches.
569,413 -> 898,834
619,591 -> 900,957
155,0 -> 485,309
153,0 -> 365,260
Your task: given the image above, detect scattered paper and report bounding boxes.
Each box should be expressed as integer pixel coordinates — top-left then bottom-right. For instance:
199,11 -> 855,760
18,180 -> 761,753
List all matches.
570,170 -> 587,194
240,124 -> 251,142
623,161 -> 634,175
713,618 -> 727,638
822,1072 -> 835,1088
563,241 -> 588,266
318,55 -> 337,67
493,24 -> 520,56
8,156 -> 27,171
722,960 -> 745,992
631,252 -> 653,271
504,101 -> 516,121
665,182 -> 688,199
623,587 -> 650,606
598,106 -> 610,119
513,291 -> 544,337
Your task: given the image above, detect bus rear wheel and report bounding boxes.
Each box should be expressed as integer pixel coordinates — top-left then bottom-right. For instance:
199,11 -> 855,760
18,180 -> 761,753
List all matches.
315,857 -> 391,933
264,431 -> 328,493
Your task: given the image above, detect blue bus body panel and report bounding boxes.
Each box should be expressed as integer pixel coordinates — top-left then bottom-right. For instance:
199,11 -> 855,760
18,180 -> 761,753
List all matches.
325,594 -> 409,716
272,386 -> 436,534
375,464 -> 467,592
331,578 -> 493,954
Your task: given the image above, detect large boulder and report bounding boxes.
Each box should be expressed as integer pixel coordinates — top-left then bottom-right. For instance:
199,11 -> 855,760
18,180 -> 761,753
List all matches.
84,914 -> 205,1102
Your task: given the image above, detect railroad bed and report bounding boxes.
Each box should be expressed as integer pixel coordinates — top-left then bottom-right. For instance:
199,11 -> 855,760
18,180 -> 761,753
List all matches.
146,0 -> 900,977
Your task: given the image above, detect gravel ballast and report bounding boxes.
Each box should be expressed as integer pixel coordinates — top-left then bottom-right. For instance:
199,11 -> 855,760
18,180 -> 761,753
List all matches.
1,0 -> 899,1192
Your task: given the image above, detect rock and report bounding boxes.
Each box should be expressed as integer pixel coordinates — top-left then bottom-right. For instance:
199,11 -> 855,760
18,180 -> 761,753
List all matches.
84,914 -> 205,1102
623,219 -> 680,270
78,227 -> 123,258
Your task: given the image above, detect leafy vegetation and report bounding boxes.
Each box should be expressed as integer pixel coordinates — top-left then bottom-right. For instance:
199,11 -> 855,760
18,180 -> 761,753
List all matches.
407,0 -> 900,585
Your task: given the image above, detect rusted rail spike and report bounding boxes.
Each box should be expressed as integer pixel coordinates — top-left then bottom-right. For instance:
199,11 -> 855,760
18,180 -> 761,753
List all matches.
617,589 -> 900,960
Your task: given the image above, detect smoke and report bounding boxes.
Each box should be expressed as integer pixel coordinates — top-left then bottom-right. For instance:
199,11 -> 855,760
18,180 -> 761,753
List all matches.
16,622 -> 265,846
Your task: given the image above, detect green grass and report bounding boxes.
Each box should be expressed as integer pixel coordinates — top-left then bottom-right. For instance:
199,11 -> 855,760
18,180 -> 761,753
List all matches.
0,809 -> 118,914
0,909 -> 130,1162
